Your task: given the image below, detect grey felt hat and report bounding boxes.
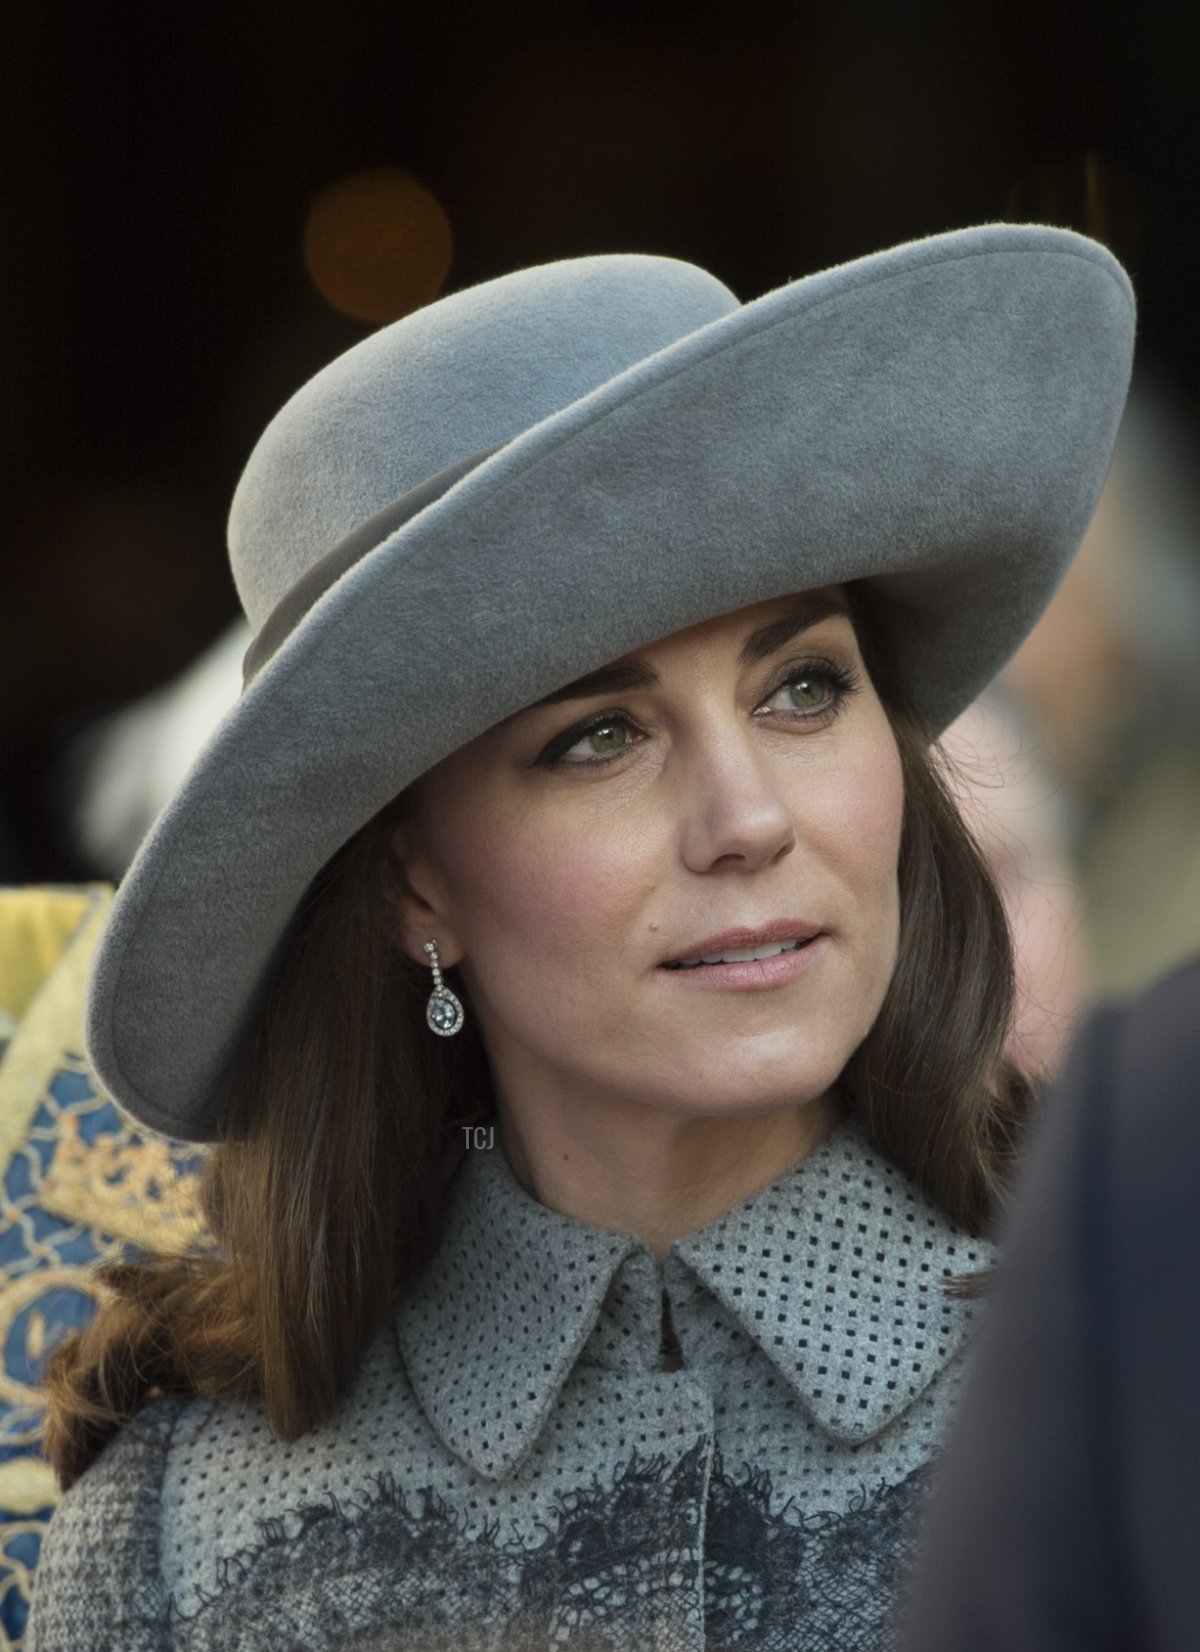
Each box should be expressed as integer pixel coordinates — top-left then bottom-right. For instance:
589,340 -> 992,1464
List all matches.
85,223 -> 1135,1141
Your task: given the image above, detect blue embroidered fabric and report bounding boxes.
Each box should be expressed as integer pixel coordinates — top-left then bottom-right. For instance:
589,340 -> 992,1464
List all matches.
0,887 -> 208,1648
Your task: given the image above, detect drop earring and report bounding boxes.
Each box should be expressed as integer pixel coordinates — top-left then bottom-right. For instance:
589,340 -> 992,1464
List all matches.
423,938 -> 464,1037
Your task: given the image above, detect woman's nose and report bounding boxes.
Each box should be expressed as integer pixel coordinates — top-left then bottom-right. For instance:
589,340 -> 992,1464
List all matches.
676,733 -> 797,874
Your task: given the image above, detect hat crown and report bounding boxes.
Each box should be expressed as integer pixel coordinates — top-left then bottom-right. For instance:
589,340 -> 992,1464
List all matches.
228,254 -> 740,627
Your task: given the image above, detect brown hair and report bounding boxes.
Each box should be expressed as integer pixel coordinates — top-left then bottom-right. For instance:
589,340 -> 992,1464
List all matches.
842,586 -> 1035,1235
42,582 -> 1037,1488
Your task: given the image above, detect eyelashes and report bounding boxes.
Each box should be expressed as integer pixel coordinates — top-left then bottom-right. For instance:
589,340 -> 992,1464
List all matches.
757,660 -> 863,721
537,715 -> 638,767
532,658 -> 864,769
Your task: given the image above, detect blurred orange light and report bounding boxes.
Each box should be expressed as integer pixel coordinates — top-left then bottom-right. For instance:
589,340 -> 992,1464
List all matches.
303,168 -> 453,324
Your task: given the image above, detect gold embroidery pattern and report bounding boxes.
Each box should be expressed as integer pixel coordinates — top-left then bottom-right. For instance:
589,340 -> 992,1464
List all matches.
37,1099 -> 209,1255
0,887 -> 212,1645
0,1519 -> 44,1633
0,1053 -> 210,1446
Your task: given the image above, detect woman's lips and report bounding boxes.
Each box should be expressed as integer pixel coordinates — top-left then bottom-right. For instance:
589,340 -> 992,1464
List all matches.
667,918 -> 826,964
661,918 -> 824,967
658,933 -> 829,990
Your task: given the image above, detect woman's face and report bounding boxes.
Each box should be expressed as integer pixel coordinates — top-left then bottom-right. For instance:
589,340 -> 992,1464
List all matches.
393,587 -> 904,1122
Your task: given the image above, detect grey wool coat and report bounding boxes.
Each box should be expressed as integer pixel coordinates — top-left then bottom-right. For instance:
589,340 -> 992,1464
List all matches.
26,1114 -> 994,1652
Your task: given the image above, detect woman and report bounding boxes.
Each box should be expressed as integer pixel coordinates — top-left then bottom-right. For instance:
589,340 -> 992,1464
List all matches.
27,224 -> 1134,1650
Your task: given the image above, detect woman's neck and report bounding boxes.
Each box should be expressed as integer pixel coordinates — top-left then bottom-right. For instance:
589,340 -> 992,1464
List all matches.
494,1086 -> 847,1259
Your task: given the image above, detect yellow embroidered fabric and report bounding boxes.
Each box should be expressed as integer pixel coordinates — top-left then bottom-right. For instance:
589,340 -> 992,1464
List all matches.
0,886 -> 210,1646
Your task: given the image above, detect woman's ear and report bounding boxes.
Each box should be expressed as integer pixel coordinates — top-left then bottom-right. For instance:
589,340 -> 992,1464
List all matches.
385,822 -> 465,969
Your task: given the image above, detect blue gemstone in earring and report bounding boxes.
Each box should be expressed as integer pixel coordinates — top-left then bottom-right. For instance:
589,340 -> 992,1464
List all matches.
428,993 -> 463,1034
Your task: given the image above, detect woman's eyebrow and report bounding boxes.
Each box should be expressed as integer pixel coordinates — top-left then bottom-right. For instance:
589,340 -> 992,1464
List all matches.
534,662 -> 658,705
738,594 -> 851,667
534,593 -> 852,707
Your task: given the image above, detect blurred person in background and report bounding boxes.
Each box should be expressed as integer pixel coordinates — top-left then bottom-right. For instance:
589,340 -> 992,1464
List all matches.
939,688 -> 1088,1081
999,383 -> 1200,998
57,620 -> 253,881
934,380 -> 1200,1084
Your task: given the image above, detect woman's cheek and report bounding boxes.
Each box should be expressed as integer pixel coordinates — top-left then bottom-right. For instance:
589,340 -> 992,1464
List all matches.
859,747 -> 905,989
800,748 -> 902,890
817,741 -> 904,995
846,732 -> 905,870
457,811 -> 653,967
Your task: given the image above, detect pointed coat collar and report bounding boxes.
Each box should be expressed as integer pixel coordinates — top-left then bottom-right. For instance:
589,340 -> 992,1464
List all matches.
394,1115 -> 993,1481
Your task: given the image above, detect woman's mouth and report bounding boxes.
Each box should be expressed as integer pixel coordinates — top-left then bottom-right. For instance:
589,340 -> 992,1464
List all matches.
658,931 -> 829,991
661,937 -> 814,969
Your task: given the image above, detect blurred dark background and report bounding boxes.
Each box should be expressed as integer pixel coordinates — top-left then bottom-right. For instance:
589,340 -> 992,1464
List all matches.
2,0 -> 1198,880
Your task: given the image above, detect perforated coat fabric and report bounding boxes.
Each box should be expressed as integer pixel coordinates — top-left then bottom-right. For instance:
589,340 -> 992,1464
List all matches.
26,1114 -> 994,1651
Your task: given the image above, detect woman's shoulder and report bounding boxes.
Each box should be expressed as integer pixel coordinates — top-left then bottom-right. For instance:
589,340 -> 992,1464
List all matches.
29,1328 -> 423,1648
157,1328 -> 431,1621
26,1395 -> 190,1651
45,1390 -> 190,1521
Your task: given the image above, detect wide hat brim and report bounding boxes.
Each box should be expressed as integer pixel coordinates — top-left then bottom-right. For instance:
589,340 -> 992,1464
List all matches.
87,224 -> 1135,1141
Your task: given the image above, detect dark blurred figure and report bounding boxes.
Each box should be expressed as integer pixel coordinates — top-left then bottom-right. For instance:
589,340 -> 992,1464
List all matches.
899,953 -> 1200,1651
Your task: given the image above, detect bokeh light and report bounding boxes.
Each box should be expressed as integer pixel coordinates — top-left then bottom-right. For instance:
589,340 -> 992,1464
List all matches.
302,167 -> 453,323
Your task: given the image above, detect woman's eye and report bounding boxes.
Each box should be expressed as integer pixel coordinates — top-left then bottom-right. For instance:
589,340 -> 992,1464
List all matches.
766,672 -> 832,713
542,716 -> 644,766
759,662 -> 861,720
571,723 -> 631,759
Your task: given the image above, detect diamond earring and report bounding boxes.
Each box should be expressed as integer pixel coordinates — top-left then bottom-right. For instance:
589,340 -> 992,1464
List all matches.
423,939 -> 464,1037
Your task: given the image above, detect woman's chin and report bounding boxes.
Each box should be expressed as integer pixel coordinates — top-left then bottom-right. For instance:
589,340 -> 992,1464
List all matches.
621,1053 -> 851,1120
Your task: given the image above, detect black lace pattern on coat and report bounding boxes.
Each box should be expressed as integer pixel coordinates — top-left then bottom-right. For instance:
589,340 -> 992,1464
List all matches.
162,1439 -> 930,1652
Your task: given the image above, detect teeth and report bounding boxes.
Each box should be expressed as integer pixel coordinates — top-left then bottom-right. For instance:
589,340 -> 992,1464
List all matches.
667,938 -> 810,969
701,940 -> 801,964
